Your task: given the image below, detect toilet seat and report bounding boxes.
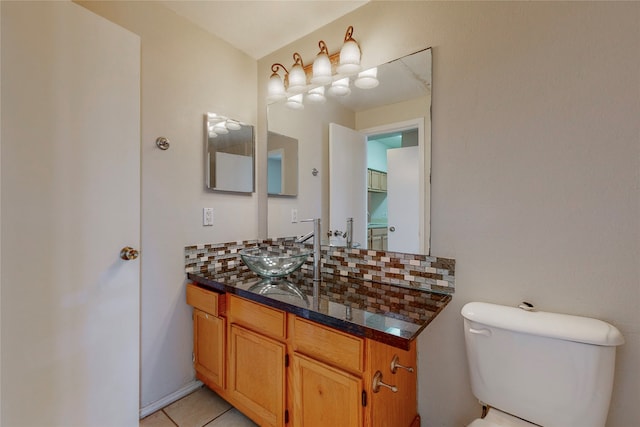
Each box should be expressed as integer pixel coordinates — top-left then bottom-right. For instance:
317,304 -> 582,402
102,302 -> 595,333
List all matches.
467,408 -> 534,427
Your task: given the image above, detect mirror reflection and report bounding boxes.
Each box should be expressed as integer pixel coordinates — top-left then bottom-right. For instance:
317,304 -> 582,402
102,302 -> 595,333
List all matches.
267,48 -> 432,254
267,131 -> 299,197
205,113 -> 255,193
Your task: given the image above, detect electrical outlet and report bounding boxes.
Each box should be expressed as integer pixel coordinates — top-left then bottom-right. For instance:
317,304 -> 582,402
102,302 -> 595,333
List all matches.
291,208 -> 298,223
203,208 -> 214,226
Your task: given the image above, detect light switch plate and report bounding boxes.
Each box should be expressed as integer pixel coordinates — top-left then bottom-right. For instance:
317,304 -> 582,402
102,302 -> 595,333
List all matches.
203,208 -> 214,226
291,208 -> 298,223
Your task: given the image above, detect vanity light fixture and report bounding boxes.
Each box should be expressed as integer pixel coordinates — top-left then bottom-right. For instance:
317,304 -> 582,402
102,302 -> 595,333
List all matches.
354,67 -> 379,89
311,41 -> 332,85
336,26 -> 361,75
287,53 -> 307,94
225,119 -> 242,131
328,77 -> 351,96
285,93 -> 304,110
267,26 -> 377,109
306,86 -> 326,103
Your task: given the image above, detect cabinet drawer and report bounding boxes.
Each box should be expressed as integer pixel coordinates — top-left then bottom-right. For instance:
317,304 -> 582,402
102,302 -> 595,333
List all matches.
293,317 -> 364,374
229,295 -> 286,340
187,283 -> 226,316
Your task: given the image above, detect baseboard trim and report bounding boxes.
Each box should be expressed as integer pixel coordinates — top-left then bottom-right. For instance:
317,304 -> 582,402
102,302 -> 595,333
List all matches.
139,380 -> 204,419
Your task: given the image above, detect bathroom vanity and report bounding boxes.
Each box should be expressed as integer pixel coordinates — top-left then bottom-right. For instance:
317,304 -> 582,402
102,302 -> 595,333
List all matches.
186,265 -> 451,427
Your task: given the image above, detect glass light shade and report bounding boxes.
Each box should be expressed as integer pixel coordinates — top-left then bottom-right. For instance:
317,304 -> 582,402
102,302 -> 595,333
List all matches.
226,120 -> 242,131
327,77 -> 351,96
336,40 -> 361,75
355,67 -> 379,89
306,86 -> 326,103
311,52 -> 332,85
213,122 -> 228,134
285,94 -> 304,110
208,131 -> 217,138
287,64 -> 307,93
267,73 -> 286,102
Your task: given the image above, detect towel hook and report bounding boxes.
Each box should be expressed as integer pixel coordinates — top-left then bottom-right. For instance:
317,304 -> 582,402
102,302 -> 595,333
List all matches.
156,136 -> 170,150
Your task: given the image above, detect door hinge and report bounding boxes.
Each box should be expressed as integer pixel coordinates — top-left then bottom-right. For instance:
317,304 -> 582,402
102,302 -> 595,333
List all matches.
362,390 -> 367,407
285,409 -> 289,424
192,352 -> 195,363
285,353 -> 290,368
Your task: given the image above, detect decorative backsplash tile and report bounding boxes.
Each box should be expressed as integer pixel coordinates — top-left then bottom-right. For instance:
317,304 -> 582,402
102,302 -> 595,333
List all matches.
185,238 -> 455,293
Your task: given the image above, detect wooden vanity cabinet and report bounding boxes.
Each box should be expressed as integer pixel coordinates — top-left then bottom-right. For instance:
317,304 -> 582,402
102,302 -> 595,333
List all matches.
290,317 -> 365,427
291,352 -> 363,427
227,295 -> 287,427
186,284 -> 226,392
187,287 -> 419,427
365,339 -> 419,427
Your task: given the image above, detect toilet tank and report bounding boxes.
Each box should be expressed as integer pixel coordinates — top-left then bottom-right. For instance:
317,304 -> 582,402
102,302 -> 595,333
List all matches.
462,302 -> 624,427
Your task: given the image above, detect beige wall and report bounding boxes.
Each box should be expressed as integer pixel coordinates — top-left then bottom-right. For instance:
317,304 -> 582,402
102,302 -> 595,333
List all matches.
259,2 -> 639,426
267,98 -> 354,239
76,1 -> 258,409
355,95 -> 430,131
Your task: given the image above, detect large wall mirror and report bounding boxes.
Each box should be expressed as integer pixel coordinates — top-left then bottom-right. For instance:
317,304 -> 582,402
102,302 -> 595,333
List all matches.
267,48 -> 432,254
205,113 -> 255,193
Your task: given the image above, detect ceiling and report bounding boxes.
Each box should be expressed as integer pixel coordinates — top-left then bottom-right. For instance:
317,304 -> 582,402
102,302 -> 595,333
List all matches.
159,1 -> 430,112
160,1 -> 369,60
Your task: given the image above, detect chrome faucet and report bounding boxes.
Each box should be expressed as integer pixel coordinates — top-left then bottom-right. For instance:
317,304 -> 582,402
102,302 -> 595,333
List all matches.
345,217 -> 353,248
296,218 -> 321,308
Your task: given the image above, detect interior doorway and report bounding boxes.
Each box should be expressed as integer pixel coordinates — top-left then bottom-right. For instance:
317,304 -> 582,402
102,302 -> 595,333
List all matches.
361,118 -> 428,254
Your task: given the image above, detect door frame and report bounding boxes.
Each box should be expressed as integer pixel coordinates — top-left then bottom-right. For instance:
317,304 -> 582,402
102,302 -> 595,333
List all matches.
359,118 -> 429,255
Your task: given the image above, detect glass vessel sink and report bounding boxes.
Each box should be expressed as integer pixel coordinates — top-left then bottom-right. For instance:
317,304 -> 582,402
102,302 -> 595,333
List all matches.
247,279 -> 310,307
239,246 -> 312,279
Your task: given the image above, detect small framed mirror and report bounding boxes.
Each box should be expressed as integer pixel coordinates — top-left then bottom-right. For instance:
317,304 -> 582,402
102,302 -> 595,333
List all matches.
267,131 -> 298,197
205,113 -> 255,193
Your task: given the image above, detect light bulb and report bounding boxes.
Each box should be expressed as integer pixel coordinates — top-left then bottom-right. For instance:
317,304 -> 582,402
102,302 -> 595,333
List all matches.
285,94 -> 304,110
355,67 -> 379,89
336,27 -> 361,75
328,77 -> 351,96
288,53 -> 307,94
213,122 -> 228,134
267,72 -> 286,102
311,41 -> 332,85
306,86 -> 326,103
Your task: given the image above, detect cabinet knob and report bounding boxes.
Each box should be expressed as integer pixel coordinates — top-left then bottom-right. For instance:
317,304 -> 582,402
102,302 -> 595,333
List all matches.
372,370 -> 398,393
390,354 -> 414,374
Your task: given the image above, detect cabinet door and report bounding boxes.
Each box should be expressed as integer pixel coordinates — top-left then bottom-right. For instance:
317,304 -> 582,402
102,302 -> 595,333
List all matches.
380,172 -> 387,192
292,353 -> 363,427
193,309 -> 225,390
228,324 -> 285,427
366,340 -> 418,427
371,170 -> 381,191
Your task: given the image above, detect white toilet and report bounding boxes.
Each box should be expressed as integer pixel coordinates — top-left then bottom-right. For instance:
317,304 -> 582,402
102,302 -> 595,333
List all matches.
461,302 -> 624,427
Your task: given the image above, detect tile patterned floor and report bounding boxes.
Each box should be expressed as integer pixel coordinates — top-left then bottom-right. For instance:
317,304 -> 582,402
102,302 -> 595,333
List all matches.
140,387 -> 258,427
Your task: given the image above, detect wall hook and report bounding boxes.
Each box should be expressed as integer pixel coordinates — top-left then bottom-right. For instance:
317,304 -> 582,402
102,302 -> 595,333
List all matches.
156,136 -> 170,150
312,168 -> 319,176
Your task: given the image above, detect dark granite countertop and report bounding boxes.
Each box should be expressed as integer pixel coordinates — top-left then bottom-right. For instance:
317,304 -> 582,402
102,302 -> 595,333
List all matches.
187,266 -> 451,350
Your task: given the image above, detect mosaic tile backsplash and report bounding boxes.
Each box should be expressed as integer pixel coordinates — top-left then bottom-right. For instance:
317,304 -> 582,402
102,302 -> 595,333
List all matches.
184,238 -> 455,293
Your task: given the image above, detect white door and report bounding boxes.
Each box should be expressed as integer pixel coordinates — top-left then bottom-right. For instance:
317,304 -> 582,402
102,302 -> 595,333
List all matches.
387,147 -> 421,253
1,2 -> 140,426
329,123 -> 367,247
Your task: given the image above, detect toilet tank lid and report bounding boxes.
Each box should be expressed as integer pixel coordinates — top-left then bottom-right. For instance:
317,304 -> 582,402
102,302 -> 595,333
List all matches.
461,302 -> 624,346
